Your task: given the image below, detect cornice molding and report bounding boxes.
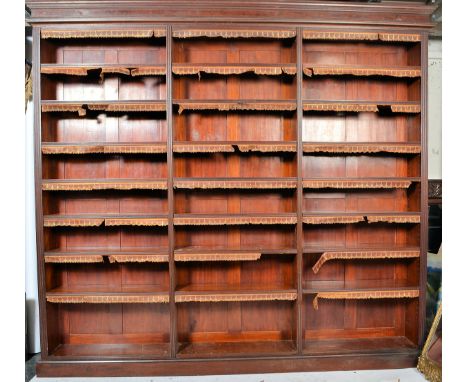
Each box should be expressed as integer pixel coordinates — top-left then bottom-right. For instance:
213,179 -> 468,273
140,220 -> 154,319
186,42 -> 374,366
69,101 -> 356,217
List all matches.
25,0 -> 437,28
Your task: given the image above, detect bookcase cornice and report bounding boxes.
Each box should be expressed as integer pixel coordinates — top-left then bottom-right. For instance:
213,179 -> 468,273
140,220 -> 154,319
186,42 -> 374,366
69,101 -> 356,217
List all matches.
26,0 -> 436,28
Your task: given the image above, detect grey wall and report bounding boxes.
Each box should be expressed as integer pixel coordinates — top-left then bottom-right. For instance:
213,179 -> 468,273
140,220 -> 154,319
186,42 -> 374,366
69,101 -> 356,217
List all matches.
428,39 -> 442,180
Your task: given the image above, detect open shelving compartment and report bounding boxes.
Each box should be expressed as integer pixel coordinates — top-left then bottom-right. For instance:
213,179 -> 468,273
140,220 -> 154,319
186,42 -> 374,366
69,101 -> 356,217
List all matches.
302,215 -> 421,355
44,258 -> 170,359
171,26 -> 300,357
300,29 -> 423,358
175,251 -> 297,357
39,26 -> 172,359
301,29 -> 421,101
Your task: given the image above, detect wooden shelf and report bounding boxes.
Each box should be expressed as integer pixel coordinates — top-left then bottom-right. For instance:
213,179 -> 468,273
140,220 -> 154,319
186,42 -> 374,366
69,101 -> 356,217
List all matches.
174,177 -> 297,190
174,213 -> 297,226
309,249 -> 420,273
41,28 -> 166,39
175,252 -> 261,262
43,214 -> 169,227
48,285 -> 168,293
44,248 -> 169,263
175,246 -> 297,255
303,279 -> 419,294
302,284 -> 420,310
302,30 -> 421,42
302,100 -> 420,113
41,100 -> 166,115
175,284 -> 297,302
303,142 -> 421,154
174,247 -> 296,261
42,142 -> 167,155
174,100 -> 297,114
364,212 -> 421,224
42,179 -> 168,191
302,178 -> 420,189
303,64 -> 421,78
43,142 -> 297,155
303,245 -> 420,254
41,64 -> 167,77
303,337 -> 417,356
172,63 -> 296,76
302,212 -> 421,224
177,283 -> 294,292
305,287 -> 419,310
177,341 -> 296,358
173,141 -> 296,153
46,285 -> 170,304
172,28 -> 296,39
174,142 -> 235,153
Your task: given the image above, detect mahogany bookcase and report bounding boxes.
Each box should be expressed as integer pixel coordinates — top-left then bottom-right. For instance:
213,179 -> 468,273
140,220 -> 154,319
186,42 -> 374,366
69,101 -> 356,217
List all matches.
26,0 -> 436,378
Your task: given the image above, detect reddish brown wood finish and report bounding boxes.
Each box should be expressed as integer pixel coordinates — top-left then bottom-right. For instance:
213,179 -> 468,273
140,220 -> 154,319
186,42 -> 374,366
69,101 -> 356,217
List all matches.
28,0 -> 433,377
36,352 -> 418,377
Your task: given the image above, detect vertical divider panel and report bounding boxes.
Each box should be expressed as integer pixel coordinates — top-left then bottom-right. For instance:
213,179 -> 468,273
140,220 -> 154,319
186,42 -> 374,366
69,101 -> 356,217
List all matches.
418,33 -> 429,347
33,25 -> 49,359
166,24 -> 177,358
295,27 -> 304,354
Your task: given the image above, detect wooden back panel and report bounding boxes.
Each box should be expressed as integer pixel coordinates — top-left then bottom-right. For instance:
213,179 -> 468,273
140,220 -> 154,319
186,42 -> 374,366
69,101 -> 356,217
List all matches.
36,25 -> 425,363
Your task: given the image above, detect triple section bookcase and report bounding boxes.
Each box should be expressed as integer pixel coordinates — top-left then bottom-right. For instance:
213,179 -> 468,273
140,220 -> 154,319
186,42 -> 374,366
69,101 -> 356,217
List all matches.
27,0 -> 436,377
